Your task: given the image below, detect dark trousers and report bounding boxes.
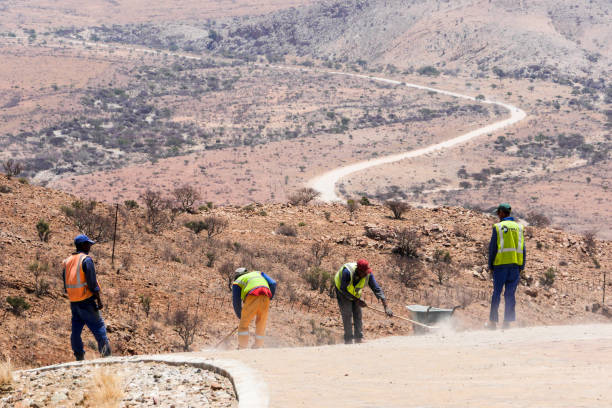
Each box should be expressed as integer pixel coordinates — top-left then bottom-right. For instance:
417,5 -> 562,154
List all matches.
489,266 -> 520,323
70,297 -> 111,358
336,289 -> 363,343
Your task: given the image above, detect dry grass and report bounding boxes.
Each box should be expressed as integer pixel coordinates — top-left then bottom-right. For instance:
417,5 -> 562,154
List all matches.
0,359 -> 14,391
85,367 -> 123,408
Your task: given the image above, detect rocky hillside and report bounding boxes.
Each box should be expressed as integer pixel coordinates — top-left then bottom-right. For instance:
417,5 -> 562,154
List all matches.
67,0 -> 612,84
0,175 -> 610,368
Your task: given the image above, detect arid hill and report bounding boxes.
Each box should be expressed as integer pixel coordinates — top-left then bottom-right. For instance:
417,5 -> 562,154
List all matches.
0,175 -> 609,369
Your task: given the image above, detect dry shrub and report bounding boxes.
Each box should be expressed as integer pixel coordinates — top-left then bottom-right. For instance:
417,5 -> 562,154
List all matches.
202,215 -> 229,239
392,228 -> 421,258
310,241 -> 331,267
276,223 -> 297,237
288,187 -> 320,205
0,359 -> 14,390
431,249 -> 454,284
583,230 -> 597,255
393,256 -> 423,288
85,367 -> 124,408
2,159 -> 22,179
385,200 -> 410,219
140,190 -> 169,233
525,211 -> 550,227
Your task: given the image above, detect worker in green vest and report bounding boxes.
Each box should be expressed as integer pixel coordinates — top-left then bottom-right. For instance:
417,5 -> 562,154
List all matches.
232,268 -> 277,349
487,203 -> 526,329
334,259 -> 392,344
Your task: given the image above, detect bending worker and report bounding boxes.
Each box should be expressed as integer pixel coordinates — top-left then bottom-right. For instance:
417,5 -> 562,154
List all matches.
335,259 -> 392,344
62,234 -> 111,360
487,203 -> 526,329
232,267 -> 277,349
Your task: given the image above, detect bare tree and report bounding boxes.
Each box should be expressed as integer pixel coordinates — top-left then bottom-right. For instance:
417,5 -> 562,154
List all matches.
140,190 -> 169,233
173,184 -> 200,214
583,230 -> 597,255
311,241 -> 331,267
172,304 -> 201,351
2,159 -> 22,179
385,200 -> 410,220
287,187 -> 320,205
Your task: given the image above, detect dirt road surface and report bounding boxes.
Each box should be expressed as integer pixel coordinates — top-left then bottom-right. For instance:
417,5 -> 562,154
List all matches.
196,324 -> 612,407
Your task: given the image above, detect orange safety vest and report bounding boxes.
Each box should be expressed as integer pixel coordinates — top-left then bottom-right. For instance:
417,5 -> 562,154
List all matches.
63,253 -> 95,302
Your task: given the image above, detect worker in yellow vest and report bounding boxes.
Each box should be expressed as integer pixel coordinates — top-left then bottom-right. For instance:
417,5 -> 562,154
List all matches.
486,203 -> 526,329
232,268 -> 277,349
62,234 -> 111,360
334,259 -> 392,344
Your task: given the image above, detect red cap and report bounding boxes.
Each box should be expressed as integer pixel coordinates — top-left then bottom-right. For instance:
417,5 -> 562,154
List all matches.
356,259 -> 371,274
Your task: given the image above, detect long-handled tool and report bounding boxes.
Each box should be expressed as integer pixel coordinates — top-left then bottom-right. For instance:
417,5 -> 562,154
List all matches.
366,305 -> 439,330
214,326 -> 238,349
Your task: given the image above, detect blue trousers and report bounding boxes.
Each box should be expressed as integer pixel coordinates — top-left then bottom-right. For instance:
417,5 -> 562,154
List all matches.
70,298 -> 111,357
489,266 -> 520,322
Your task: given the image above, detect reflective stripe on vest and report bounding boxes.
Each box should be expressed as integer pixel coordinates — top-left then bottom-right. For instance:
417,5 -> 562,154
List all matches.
334,263 -> 369,299
233,271 -> 269,301
493,220 -> 524,266
63,254 -> 94,302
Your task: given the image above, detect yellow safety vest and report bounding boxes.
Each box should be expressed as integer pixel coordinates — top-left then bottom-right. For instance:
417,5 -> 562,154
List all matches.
233,271 -> 269,301
493,220 -> 524,266
334,263 -> 369,299
63,253 -> 95,302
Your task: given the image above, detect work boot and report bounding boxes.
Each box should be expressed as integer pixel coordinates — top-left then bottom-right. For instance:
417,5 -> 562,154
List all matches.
484,321 -> 497,330
354,337 -> 364,344
75,352 -> 85,361
100,342 -> 112,358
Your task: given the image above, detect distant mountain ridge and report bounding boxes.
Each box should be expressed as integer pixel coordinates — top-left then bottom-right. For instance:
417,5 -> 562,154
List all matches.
64,0 -> 611,84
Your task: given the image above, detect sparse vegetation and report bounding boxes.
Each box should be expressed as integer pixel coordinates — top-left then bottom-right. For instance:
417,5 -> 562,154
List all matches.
6,296 -> 30,316
393,257 -> 423,288
525,212 -> 551,227
0,359 -> 14,391
310,241 -> 331,267
392,228 -> 421,258
276,223 -> 297,237
140,295 -> 151,317
288,187 -> 320,205
541,267 -> 556,286
385,200 -> 410,219
431,250 -> 454,284
36,219 -> 51,242
85,367 -> 124,408
201,215 -> 229,239
29,261 -> 50,297
2,159 -> 22,179
346,199 -> 358,220
303,267 -> 332,293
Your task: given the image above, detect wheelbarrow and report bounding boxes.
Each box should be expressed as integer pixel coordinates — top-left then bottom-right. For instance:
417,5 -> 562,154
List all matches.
405,304 -> 458,334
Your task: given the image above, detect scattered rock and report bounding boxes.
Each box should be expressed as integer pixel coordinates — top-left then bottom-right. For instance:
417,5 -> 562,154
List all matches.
524,288 -> 538,298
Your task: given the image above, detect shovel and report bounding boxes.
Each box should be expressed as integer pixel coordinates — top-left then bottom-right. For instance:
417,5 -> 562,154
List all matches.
366,305 -> 439,330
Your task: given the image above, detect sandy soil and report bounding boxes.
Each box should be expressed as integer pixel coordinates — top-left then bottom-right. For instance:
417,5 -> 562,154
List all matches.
195,324 -> 612,408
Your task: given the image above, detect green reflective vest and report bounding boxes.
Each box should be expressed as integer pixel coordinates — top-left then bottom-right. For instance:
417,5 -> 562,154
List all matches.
334,263 -> 369,299
493,220 -> 524,266
233,271 -> 269,301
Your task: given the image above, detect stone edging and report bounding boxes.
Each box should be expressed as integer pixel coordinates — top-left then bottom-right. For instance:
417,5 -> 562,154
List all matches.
19,354 -> 269,408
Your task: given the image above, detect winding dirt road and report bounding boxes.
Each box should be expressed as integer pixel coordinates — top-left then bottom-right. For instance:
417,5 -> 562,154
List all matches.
304,73 -> 527,202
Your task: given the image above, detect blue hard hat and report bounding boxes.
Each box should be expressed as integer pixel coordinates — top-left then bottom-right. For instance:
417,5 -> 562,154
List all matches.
74,234 -> 95,245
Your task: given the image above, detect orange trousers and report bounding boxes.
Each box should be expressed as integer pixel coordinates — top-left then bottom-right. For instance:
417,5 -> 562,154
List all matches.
238,295 -> 270,349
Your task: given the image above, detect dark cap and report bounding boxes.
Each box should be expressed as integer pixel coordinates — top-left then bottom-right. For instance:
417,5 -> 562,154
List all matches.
496,203 -> 512,213
74,234 -> 95,246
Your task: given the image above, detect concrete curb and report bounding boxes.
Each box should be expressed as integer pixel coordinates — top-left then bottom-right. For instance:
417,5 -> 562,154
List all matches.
20,354 -> 269,408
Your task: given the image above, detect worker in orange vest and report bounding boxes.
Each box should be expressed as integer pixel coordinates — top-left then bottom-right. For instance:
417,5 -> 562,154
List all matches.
62,234 -> 111,360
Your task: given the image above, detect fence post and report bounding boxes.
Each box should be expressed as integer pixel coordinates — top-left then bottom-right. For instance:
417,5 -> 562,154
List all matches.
111,203 -> 119,269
